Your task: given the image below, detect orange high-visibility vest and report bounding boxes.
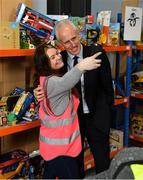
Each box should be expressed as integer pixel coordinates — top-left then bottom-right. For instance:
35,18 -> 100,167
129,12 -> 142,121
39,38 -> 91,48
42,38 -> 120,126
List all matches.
39,76 -> 82,161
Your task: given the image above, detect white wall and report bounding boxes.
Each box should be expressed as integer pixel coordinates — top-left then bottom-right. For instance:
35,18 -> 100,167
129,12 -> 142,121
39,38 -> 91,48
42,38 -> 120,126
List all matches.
32,0 -> 47,15
31,0 -> 143,19
91,0 -> 121,22
91,0 -> 143,23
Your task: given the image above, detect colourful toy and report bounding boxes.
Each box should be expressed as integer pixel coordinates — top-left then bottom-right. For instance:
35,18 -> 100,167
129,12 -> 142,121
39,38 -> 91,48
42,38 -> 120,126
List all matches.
0,150 -> 29,179
16,3 -> 55,38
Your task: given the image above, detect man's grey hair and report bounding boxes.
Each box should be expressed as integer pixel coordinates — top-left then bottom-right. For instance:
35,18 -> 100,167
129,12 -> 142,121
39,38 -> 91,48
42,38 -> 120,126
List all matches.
55,19 -> 79,41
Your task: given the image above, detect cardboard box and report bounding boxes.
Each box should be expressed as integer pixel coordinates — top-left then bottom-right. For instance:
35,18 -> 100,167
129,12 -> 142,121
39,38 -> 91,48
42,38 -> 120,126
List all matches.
110,128 -> 123,152
130,113 -> 143,137
121,0 -> 139,22
0,0 -> 32,22
0,22 -> 20,49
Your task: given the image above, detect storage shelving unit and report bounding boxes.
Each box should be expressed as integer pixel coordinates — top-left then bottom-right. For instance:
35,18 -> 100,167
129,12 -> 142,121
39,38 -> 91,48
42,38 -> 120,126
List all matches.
104,45 -> 132,146
0,46 -> 132,171
0,48 -> 39,154
130,44 -> 143,143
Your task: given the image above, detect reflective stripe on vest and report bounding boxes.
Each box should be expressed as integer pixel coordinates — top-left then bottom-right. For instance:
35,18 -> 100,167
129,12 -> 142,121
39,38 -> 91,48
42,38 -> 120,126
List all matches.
40,129 -> 80,145
41,111 -> 75,127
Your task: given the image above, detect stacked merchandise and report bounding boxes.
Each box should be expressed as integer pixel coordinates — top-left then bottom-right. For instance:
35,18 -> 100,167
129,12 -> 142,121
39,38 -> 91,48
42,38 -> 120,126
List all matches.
16,3 -> 121,48
130,113 -> 143,138
131,71 -> 143,93
0,149 -> 31,179
0,87 -> 38,127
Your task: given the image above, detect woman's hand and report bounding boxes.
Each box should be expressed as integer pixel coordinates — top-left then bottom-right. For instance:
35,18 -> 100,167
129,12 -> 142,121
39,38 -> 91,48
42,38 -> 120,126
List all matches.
77,52 -> 102,72
34,85 -> 44,102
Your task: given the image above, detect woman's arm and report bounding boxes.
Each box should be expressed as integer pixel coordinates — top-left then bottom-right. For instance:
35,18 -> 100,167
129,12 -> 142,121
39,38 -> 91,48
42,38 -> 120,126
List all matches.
34,52 -> 102,101
47,67 -> 82,98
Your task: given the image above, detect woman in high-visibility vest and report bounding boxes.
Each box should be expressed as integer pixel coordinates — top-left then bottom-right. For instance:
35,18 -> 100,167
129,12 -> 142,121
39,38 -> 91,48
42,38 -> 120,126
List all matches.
33,42 -> 101,179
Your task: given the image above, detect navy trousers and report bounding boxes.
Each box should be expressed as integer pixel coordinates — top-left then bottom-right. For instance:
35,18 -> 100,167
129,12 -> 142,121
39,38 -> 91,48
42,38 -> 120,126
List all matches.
42,156 -> 80,179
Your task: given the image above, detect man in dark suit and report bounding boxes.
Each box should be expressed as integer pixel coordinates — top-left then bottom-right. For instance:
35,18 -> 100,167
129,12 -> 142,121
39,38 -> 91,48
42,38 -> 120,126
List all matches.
34,19 -> 114,178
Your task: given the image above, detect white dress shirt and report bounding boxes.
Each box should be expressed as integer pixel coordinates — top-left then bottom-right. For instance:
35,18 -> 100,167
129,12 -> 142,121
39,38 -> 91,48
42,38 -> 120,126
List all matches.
67,45 -> 89,113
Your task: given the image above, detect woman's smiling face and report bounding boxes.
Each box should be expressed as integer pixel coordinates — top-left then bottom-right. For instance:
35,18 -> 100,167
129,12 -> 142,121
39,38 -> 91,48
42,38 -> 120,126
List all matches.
46,48 -> 64,70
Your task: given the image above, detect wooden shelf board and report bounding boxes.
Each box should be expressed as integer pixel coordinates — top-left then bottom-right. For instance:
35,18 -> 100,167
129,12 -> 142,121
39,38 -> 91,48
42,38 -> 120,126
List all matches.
129,134 -> 143,143
114,97 -> 128,106
0,49 -> 35,57
0,120 -> 40,137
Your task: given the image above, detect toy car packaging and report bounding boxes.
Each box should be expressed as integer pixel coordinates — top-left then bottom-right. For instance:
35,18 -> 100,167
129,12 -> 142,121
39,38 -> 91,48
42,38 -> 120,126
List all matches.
16,3 -> 55,39
0,149 -> 29,179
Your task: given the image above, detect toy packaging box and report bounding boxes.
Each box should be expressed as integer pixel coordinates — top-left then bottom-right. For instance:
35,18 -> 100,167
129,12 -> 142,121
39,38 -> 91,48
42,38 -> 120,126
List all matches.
16,3 -> 55,39
130,113 -> 143,137
108,23 -> 120,46
86,23 -> 101,45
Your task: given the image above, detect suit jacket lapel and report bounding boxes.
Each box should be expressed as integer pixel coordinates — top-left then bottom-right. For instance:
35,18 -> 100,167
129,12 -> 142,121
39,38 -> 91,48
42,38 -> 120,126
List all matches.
82,44 -> 91,88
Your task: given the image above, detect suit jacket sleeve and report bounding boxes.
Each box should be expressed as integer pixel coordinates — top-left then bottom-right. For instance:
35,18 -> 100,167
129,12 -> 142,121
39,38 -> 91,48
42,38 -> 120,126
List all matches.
89,45 -> 114,106
98,46 -> 114,105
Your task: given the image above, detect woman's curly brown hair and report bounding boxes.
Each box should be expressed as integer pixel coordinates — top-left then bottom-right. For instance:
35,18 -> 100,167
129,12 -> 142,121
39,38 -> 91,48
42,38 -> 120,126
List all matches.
33,42 -> 65,88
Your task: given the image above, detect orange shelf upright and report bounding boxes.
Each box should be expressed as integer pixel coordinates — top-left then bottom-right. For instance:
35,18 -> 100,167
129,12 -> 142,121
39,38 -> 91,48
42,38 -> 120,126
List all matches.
0,49 -> 35,57
0,120 -> 40,137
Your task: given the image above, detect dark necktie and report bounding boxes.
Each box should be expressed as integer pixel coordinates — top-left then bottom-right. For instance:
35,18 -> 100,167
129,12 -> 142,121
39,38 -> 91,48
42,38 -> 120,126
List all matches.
73,56 -> 82,99
73,56 -> 79,66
